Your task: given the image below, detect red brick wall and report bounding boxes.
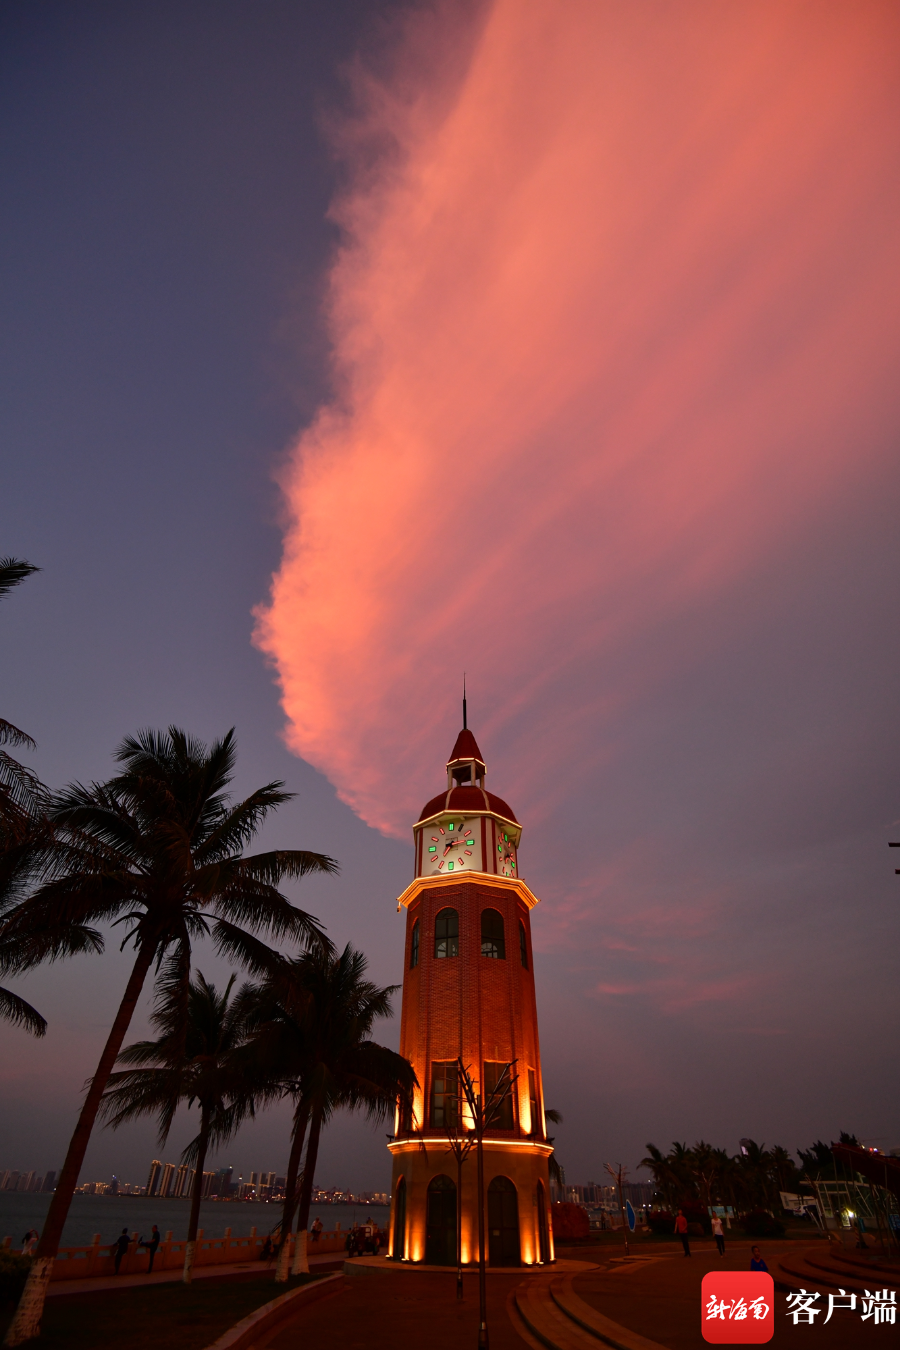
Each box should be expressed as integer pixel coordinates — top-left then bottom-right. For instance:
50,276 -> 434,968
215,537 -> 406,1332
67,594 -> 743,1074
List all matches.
399,880 -> 545,1138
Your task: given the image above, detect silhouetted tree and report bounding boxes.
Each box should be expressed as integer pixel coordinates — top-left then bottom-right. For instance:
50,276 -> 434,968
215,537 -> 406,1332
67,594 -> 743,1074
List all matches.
2,726 -> 336,1346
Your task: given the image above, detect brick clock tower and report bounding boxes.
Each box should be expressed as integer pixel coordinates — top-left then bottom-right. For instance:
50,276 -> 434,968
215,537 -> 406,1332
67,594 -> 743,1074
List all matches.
387,718 -> 554,1267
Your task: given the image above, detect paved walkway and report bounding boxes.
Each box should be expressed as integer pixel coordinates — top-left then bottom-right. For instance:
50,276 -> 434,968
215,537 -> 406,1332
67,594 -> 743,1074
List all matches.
267,1267 -> 538,1350
261,1240 -> 885,1350
570,1239 -> 881,1348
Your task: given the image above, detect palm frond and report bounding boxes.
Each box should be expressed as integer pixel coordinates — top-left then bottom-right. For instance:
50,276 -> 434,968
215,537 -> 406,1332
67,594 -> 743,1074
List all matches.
210,920 -> 285,979
0,557 -> 40,600
0,984 -> 47,1036
0,721 -> 36,751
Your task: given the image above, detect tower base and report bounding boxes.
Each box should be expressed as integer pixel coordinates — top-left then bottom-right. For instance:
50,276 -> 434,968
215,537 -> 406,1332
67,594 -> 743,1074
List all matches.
387,1138 -> 555,1268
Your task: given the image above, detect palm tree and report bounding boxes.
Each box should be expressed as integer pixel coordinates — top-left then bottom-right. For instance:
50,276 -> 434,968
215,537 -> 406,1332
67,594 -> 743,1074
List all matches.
1,726 -> 336,1346
244,944 -> 416,1280
639,1143 -> 679,1211
0,557 -> 42,813
689,1140 -> 721,1212
544,1108 -> 564,1191
733,1139 -> 775,1212
0,556 -> 57,1038
235,956 -> 317,1282
100,967 -> 256,1282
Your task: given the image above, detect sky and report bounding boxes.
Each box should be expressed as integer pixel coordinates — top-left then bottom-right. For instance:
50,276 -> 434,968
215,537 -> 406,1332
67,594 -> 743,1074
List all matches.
1,0 -> 899,1196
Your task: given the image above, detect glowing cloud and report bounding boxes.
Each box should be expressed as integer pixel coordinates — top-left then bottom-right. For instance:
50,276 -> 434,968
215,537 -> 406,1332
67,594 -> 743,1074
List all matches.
255,0 -> 900,841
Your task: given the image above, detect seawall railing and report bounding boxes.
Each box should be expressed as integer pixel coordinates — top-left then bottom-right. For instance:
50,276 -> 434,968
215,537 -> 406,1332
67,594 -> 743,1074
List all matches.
0,1228 -> 354,1281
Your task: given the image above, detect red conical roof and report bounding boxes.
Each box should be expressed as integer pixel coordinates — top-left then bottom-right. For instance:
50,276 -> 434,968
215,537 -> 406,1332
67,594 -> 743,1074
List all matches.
447,727 -> 485,765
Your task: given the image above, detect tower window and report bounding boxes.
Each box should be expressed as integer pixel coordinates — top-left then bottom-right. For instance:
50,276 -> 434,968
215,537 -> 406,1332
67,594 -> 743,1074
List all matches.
483,1061 -> 514,1129
528,1069 -> 540,1137
430,1062 -> 459,1129
481,908 -> 505,959
519,920 -> 528,969
434,907 -> 459,959
410,918 -> 419,969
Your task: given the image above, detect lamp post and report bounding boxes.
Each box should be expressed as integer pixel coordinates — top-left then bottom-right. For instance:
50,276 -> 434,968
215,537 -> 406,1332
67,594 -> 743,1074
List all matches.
444,1079 -> 474,1301
604,1162 -> 629,1257
457,1057 -> 517,1350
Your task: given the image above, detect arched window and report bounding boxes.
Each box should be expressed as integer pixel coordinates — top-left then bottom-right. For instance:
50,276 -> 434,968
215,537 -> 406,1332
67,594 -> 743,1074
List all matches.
425,1174 -> 457,1266
536,1180 -> 549,1263
519,919 -> 528,969
481,908 -> 505,959
392,1176 -> 407,1260
410,918 -> 420,969
434,907 -> 459,959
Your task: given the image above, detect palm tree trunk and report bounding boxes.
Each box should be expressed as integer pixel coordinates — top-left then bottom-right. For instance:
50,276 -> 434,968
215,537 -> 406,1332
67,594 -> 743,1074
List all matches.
274,1100 -> 309,1283
3,939 -> 157,1347
183,1111 -> 211,1284
292,1107 -> 322,1275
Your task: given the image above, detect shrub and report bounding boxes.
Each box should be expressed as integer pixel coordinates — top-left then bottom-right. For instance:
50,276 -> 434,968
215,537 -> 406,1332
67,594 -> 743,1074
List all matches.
551,1202 -> 590,1240
681,1204 -> 712,1235
0,1251 -> 32,1307
740,1211 -> 786,1238
647,1210 -> 674,1234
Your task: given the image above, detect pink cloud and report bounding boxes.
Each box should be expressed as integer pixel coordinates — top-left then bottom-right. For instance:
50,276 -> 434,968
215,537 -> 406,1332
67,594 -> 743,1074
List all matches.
255,0 -> 900,844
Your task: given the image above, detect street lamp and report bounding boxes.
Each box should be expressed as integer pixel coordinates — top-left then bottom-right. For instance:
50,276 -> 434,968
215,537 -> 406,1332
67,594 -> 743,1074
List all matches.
457,1056 -> 518,1350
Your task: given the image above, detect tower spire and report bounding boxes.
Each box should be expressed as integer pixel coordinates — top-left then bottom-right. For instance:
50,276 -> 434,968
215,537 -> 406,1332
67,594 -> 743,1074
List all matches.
463,674 -> 467,730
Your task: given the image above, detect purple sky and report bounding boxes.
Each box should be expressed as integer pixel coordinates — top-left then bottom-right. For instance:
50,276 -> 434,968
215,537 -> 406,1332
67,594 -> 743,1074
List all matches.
1,0 -> 898,1196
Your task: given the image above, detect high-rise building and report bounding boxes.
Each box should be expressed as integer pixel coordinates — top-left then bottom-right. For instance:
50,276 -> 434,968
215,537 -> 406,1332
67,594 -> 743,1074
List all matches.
159,1163 -> 176,1198
43,1171 -> 57,1192
173,1165 -> 191,1198
17,1172 -> 35,1193
388,719 -> 553,1266
201,1171 -> 217,1198
146,1159 -> 162,1197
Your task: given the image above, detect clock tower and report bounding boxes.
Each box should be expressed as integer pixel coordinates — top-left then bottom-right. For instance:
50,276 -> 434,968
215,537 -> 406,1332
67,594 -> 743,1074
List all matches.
387,720 -> 554,1267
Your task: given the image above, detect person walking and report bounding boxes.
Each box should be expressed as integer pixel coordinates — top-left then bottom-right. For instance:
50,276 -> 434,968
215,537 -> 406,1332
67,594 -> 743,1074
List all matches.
20,1230 -> 38,1256
711,1213 -> 725,1256
140,1224 -> 161,1272
311,1216 -> 323,1244
674,1210 -> 690,1256
112,1228 -> 131,1274
750,1245 -> 769,1272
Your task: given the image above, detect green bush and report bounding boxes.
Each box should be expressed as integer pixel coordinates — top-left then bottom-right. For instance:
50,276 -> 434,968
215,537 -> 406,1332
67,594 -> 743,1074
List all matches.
739,1211 -> 785,1238
0,1251 -> 32,1307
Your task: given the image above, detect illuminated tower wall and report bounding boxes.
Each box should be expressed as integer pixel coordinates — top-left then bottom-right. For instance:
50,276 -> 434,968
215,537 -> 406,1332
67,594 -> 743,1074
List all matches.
387,726 -> 554,1267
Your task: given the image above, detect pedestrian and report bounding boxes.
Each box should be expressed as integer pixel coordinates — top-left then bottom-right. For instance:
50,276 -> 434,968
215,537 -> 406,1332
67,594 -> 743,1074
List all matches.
364,1217 -> 374,1254
674,1210 -> 690,1257
20,1229 -> 38,1256
371,1222 -> 381,1257
711,1212 -> 725,1256
311,1216 -> 323,1244
259,1235 -> 274,1262
139,1224 -> 161,1272
750,1245 -> 769,1273
112,1228 -> 131,1274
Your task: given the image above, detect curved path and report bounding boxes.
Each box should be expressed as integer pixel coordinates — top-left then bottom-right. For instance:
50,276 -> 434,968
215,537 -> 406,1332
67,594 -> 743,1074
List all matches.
259,1241 -> 892,1349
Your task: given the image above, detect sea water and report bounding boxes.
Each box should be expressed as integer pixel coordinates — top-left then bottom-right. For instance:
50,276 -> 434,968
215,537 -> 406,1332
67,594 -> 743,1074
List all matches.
0,1192 -> 389,1249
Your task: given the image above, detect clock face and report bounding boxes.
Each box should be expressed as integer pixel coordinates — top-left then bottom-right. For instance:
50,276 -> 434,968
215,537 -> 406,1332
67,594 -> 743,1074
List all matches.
421,818 -> 481,875
497,829 -> 517,877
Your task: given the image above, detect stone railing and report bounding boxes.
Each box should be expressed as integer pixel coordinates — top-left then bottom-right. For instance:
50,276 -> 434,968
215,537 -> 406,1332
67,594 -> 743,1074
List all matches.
0,1227 -> 352,1281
